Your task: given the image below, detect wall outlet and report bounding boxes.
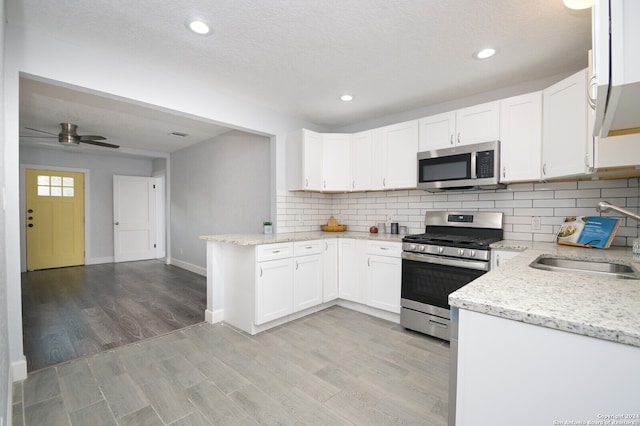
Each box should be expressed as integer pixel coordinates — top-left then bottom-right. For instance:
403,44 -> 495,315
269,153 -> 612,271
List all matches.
387,214 -> 393,222
531,216 -> 541,231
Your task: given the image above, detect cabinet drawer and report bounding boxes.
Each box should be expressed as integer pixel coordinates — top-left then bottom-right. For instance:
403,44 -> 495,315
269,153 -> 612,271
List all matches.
294,240 -> 323,256
367,241 -> 402,257
256,242 -> 293,262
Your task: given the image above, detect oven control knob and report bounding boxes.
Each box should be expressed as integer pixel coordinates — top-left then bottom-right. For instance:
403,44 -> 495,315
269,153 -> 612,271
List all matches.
470,250 -> 476,257
458,249 -> 465,256
419,245 -> 426,252
437,246 -> 444,254
409,244 -> 417,251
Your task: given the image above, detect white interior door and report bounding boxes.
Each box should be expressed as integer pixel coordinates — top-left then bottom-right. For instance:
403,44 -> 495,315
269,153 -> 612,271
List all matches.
113,175 -> 158,262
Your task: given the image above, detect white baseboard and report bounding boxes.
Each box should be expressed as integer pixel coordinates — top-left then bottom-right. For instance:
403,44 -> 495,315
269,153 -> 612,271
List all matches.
168,258 -> 206,276
336,299 -> 401,324
11,358 -> 27,382
85,256 -> 114,265
205,309 -> 224,324
7,365 -> 13,426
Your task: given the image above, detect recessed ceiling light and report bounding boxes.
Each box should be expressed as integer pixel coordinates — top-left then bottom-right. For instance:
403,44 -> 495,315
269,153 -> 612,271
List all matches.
186,18 -> 212,35
340,94 -> 353,102
563,0 -> 592,10
474,48 -> 496,59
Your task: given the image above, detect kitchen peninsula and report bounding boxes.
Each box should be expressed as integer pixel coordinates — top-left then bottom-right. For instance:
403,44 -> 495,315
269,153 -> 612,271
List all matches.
200,231 -> 404,335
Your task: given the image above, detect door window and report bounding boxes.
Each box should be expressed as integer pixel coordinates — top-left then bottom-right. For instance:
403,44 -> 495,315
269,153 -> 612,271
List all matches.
37,175 -> 75,197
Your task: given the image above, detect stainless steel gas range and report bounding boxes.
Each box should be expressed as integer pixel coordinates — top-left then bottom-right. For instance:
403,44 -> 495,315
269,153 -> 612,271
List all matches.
400,211 -> 503,341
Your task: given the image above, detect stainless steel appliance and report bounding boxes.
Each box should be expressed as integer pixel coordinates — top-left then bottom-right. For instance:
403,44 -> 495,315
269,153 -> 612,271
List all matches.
400,211 -> 503,341
416,141 -> 504,192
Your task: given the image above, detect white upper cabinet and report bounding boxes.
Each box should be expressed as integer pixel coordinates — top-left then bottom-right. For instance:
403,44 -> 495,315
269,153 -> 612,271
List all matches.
542,68 -> 592,179
287,129 -> 323,191
351,130 -> 374,191
456,101 -> 501,146
419,101 -> 500,151
372,120 -> 419,190
418,111 -> 456,151
499,92 -> 542,183
321,133 -> 351,191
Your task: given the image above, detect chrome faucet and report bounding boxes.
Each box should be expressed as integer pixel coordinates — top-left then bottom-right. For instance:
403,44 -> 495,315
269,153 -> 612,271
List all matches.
596,201 -> 640,222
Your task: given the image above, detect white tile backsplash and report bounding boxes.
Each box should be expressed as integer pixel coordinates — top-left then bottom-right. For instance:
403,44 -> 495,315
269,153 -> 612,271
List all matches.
277,178 -> 640,246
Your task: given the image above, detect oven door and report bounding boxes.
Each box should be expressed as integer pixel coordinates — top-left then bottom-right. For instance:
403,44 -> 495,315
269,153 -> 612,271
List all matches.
400,252 -> 488,319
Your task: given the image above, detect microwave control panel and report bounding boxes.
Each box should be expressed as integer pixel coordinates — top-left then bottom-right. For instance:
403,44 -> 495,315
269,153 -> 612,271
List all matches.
476,150 -> 495,178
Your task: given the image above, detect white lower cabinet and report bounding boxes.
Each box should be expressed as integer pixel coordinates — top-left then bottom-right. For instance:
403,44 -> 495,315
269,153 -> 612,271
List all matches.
366,242 -> 402,314
490,248 -> 522,270
338,238 -> 367,303
322,239 -> 339,302
293,254 -> 323,312
255,257 -> 294,325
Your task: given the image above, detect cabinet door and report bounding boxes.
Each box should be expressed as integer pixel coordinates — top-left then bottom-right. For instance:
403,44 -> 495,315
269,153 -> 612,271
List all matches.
293,254 -> 323,312
256,258 -> 293,325
351,131 -> 373,191
419,111 -> 456,151
303,130 -> 323,190
367,254 -> 401,313
380,120 -> 419,189
338,239 -> 367,303
322,133 -> 351,191
323,239 -> 339,302
490,249 -> 521,271
499,92 -> 542,183
542,69 -> 591,179
456,101 -> 500,146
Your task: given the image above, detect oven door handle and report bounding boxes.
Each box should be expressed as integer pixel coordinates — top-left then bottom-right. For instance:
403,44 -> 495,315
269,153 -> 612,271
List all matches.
401,252 -> 489,271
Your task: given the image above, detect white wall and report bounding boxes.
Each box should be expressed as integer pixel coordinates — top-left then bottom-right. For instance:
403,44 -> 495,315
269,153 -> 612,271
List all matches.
19,147 -> 154,267
170,130 -> 271,271
0,0 -> 12,421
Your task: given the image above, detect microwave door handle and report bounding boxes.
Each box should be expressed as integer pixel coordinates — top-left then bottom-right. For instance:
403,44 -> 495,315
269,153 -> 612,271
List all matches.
470,152 -> 477,179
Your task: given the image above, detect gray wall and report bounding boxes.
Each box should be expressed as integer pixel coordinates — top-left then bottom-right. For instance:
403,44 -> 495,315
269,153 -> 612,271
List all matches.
19,147 -> 153,265
171,130 -> 271,268
0,0 -> 10,420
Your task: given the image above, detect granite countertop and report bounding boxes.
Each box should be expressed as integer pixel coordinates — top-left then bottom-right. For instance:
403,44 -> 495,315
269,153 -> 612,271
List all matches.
450,242 -> 640,348
199,231 -> 405,245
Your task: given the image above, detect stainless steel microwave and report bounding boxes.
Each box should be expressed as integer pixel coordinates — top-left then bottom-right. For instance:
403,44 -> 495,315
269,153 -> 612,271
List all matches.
417,141 -> 504,192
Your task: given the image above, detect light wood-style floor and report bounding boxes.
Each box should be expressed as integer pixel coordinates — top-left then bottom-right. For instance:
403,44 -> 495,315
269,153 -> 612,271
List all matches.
13,306 -> 450,425
21,260 -> 207,372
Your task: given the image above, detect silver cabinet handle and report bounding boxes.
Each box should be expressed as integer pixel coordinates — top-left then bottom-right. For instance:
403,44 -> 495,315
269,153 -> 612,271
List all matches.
450,134 -> 453,145
352,180 -> 355,189
457,132 -> 461,144
383,178 -> 386,187
502,166 -> 506,178
272,250 -> 280,254
325,242 -> 328,250
323,180 -> 326,189
260,266 -> 263,277
305,178 -> 308,188
367,257 -> 370,267
295,261 -> 299,270
542,163 -> 547,175
380,247 -> 388,250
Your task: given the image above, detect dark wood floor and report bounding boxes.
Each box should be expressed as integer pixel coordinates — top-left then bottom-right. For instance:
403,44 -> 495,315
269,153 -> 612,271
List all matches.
21,260 -> 207,372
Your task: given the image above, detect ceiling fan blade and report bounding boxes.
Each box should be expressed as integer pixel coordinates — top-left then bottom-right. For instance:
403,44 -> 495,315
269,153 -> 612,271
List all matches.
19,135 -> 57,138
23,126 -> 58,136
78,135 -> 106,141
80,140 -> 120,149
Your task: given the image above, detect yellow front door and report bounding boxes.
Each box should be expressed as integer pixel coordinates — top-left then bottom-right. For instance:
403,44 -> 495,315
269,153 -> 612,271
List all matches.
26,169 -> 85,270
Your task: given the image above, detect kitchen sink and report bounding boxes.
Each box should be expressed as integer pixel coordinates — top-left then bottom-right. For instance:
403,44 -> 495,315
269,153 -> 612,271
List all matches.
529,255 -> 640,280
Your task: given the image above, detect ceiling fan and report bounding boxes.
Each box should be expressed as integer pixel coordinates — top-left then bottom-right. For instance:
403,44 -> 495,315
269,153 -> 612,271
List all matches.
20,123 -> 120,149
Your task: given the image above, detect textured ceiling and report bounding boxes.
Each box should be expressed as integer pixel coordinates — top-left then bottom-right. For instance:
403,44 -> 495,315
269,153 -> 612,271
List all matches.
10,0 -> 592,154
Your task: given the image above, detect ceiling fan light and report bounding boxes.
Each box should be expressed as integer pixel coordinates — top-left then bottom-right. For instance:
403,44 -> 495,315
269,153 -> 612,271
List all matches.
563,0 -> 592,10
